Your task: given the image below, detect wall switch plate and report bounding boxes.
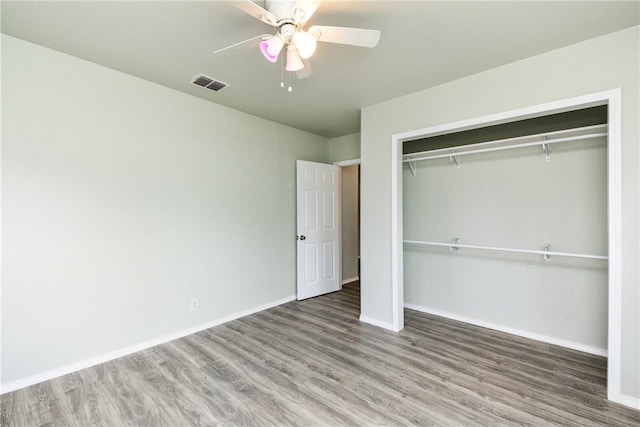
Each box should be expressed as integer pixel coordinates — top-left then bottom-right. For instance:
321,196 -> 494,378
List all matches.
190,297 -> 199,311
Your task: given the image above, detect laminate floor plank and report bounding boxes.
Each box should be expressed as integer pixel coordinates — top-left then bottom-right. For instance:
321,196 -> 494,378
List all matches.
212,322 -> 420,426
176,336 -> 287,426
236,318 -> 528,427
118,350 -> 224,426
196,329 -> 364,426
262,305 -> 581,425
222,320 -> 458,426
250,307 -> 536,424
144,344 -> 231,426
2,282 -> 639,426
247,306 -> 558,426
185,332 -> 333,426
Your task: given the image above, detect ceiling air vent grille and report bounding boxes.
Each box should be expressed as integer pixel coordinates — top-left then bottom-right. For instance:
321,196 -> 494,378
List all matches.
190,74 -> 229,93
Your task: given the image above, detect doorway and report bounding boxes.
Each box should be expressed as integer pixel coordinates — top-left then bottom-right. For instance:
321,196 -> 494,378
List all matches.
340,164 -> 360,285
335,159 -> 361,308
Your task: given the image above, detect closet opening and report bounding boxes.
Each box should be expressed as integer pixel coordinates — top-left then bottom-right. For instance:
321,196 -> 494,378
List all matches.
390,90 -> 623,403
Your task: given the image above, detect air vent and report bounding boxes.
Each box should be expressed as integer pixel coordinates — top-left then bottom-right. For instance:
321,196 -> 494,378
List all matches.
190,74 -> 229,93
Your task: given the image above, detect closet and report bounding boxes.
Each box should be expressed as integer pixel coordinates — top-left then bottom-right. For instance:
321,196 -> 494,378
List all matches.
402,106 -> 609,355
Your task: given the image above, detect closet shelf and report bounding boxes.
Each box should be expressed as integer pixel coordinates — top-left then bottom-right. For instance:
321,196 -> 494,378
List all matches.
403,124 -> 607,173
403,239 -> 608,262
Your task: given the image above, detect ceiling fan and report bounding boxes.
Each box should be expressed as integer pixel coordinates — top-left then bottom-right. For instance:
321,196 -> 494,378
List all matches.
214,0 -> 381,85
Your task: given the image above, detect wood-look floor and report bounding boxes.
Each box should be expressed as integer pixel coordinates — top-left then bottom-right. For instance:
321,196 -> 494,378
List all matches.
2,282 -> 638,426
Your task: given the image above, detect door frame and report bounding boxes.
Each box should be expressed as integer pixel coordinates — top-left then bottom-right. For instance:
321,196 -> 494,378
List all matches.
390,89 -> 623,403
334,159 -> 361,167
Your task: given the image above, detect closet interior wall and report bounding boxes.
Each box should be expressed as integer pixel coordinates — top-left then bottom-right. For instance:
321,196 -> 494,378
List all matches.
402,107 -> 608,354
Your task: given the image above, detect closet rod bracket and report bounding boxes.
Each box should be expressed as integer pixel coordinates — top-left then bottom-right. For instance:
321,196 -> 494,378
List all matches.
450,152 -> 461,169
408,160 -> 417,177
450,237 -> 461,253
544,244 -> 551,264
542,136 -> 551,161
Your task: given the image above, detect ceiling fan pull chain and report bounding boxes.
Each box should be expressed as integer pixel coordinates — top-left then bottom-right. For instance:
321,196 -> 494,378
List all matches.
288,71 -> 293,93
280,53 -> 285,88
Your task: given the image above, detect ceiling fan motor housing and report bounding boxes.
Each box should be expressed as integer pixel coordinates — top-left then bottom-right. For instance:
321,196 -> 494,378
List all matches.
278,20 -> 297,41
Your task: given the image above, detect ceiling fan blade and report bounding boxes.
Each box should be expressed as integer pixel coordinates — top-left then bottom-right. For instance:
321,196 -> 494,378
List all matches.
231,0 -> 277,26
213,34 -> 271,56
296,59 -> 313,79
292,0 -> 322,25
309,25 -> 381,48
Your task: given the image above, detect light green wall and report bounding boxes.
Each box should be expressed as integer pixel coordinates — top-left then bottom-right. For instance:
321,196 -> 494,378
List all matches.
329,133 -> 360,163
1,35 -> 328,385
404,139 -> 608,350
361,26 -> 639,399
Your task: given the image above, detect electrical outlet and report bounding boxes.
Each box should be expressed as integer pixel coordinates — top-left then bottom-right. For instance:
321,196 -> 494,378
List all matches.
190,297 -> 199,311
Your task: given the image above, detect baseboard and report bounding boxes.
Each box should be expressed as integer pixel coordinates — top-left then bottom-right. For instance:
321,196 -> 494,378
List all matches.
342,276 -> 359,285
404,303 -> 608,357
618,394 -> 640,410
359,314 -> 395,331
0,294 -> 296,395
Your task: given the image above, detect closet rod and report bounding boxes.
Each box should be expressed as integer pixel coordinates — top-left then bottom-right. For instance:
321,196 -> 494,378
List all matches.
403,124 -> 607,163
403,240 -> 608,261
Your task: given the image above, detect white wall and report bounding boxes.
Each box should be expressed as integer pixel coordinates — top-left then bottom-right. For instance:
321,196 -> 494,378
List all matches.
1,35 -> 328,386
360,26 -> 639,400
341,165 -> 359,282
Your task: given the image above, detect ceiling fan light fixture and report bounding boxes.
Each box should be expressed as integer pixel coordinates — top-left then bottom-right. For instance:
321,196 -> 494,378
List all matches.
225,0 -> 382,85
293,31 -> 317,59
285,46 -> 304,72
259,34 -> 284,63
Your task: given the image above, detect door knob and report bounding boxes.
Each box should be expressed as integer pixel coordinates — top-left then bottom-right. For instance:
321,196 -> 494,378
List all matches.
299,235 -> 306,240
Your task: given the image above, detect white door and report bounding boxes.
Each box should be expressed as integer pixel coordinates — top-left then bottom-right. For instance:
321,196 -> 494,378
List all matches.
296,160 -> 341,300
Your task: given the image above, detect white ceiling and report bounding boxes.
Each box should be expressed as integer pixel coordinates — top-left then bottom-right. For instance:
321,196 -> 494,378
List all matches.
2,1 -> 638,138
